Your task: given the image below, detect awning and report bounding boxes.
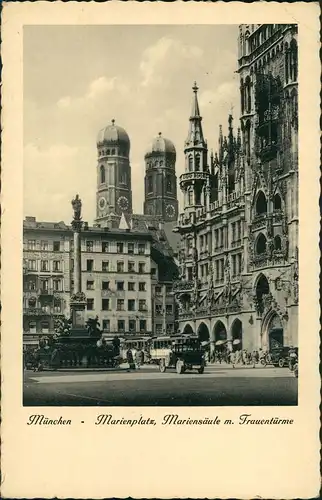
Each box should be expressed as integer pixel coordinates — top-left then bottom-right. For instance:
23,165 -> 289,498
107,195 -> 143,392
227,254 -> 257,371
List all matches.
233,339 -> 241,345
215,340 -> 227,346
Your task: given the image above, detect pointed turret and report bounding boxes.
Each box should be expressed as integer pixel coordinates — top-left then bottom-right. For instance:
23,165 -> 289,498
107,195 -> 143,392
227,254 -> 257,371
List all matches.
180,82 -> 210,211
218,124 -> 224,163
185,82 -> 206,148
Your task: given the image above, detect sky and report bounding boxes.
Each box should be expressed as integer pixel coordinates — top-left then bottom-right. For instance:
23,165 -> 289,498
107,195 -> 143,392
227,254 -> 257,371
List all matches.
24,25 -> 240,223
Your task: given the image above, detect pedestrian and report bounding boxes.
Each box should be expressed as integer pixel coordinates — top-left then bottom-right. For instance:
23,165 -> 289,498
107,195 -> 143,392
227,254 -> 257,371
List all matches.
230,350 -> 235,368
251,350 -> 257,368
135,348 -> 144,369
126,348 -> 135,370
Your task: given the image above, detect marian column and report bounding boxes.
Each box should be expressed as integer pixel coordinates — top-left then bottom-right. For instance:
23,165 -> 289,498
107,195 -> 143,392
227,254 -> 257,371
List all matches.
70,194 -> 87,332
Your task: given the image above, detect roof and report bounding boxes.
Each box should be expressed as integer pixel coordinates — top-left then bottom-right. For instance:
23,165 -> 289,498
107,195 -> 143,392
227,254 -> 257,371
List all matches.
97,119 -> 130,147
145,133 -> 176,157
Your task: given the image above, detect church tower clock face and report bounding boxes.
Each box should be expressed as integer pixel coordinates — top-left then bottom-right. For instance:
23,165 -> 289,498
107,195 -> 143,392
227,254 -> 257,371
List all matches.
117,195 -> 129,211
98,196 -> 107,211
165,203 -> 176,219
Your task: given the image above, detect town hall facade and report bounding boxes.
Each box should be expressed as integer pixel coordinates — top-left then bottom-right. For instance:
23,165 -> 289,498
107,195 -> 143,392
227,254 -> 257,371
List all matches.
174,24 -> 298,354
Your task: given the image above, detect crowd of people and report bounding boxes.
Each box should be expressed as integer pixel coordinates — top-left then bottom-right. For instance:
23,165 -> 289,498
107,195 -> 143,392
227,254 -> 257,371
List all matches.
210,348 -> 265,368
126,346 -> 148,370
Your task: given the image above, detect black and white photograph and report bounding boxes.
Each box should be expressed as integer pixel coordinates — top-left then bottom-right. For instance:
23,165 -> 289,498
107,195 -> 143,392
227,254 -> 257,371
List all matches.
22,23 -> 300,406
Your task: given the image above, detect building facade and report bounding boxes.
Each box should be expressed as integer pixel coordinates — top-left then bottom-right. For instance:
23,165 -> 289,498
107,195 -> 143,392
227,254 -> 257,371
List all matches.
23,122 -> 179,347
174,24 -> 298,353
23,218 -> 157,345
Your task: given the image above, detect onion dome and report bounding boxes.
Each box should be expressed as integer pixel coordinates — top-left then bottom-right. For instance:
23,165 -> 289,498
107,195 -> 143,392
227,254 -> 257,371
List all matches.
145,132 -> 176,158
97,119 -> 130,155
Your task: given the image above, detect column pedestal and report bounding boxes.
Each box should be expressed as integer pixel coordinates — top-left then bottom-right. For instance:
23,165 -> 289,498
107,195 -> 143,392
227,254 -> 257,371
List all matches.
70,294 -> 88,337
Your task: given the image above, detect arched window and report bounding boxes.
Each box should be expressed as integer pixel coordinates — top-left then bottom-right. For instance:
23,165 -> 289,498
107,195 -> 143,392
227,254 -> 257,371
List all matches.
240,78 -> 245,114
245,76 -> 251,113
290,88 -> 298,126
245,31 -> 250,55
147,176 -> 153,193
188,189 -> 193,206
244,120 -> 251,160
188,155 -> 193,172
195,154 -> 200,171
111,148 -> 115,155
100,165 -> 105,184
256,191 -> 267,215
106,149 -> 110,155
274,235 -> 282,251
28,297 -> 36,307
256,233 -> 267,255
273,193 -> 282,210
228,171 -> 235,194
255,273 -> 270,314
284,42 -> 289,83
290,39 -> 298,82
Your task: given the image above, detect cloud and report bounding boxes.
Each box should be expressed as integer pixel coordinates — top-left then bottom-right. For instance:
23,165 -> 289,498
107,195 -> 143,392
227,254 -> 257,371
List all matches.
140,37 -> 203,87
56,76 -> 129,110
199,81 -> 238,109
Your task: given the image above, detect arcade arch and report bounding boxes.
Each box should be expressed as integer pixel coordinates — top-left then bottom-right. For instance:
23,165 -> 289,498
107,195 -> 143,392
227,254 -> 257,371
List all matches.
231,319 -> 243,351
197,322 -> 210,342
213,321 -> 227,351
263,312 -> 284,350
183,323 -> 194,335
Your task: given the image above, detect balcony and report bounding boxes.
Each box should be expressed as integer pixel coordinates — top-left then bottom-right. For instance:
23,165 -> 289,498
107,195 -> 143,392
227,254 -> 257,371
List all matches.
231,239 -> 242,249
178,212 -> 196,227
178,310 -> 195,320
273,210 -> 284,223
210,200 -> 222,213
23,307 -> 50,316
253,253 -> 269,269
173,280 -> 194,293
24,306 -> 64,316
199,249 -> 209,258
179,171 -> 209,186
38,288 -> 54,296
251,214 -> 267,231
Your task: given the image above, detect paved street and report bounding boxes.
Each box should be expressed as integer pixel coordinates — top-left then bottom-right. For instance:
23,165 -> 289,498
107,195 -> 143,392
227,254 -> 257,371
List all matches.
23,363 -> 298,406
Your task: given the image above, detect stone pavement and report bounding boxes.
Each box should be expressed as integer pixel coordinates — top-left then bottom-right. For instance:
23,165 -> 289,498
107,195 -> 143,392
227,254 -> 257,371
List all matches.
28,363 -> 293,385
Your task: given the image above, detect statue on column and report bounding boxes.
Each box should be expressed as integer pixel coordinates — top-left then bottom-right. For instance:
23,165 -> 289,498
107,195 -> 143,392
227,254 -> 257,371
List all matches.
72,194 -> 82,221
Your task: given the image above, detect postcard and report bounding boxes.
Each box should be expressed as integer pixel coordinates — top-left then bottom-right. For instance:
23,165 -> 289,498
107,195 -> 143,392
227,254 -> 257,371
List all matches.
1,2 -> 320,498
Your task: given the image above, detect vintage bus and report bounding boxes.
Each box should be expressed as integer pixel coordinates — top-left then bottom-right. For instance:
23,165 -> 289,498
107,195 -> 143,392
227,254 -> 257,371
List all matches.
120,337 -> 152,363
150,335 -> 205,374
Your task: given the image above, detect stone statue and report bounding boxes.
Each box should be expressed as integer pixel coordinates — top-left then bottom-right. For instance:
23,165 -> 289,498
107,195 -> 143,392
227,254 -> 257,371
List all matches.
267,238 -> 274,260
72,194 -> 82,221
224,255 -> 230,281
70,291 -> 86,303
